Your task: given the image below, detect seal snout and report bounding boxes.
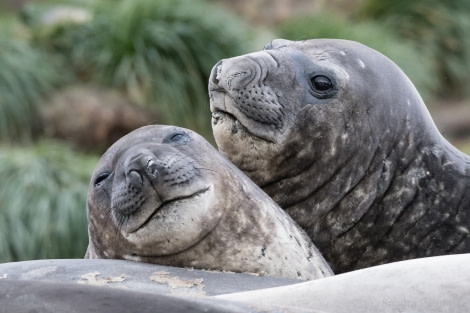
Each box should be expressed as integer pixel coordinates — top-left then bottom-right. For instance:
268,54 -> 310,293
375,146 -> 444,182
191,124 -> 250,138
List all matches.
209,58 -> 254,92
209,53 -> 286,142
109,151 -> 159,219
210,59 -> 250,91
124,148 -> 200,191
124,152 -> 161,183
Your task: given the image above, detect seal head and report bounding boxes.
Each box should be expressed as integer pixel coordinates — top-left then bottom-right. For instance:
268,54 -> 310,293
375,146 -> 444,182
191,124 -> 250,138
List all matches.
209,39 -> 470,273
87,128 -> 217,256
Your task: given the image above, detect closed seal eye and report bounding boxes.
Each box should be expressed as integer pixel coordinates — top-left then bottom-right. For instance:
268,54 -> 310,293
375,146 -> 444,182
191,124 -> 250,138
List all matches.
94,171 -> 112,187
163,131 -> 190,144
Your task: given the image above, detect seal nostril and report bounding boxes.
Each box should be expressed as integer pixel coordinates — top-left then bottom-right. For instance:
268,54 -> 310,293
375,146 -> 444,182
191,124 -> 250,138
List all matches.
211,60 -> 223,85
146,159 -> 159,178
128,170 -> 143,186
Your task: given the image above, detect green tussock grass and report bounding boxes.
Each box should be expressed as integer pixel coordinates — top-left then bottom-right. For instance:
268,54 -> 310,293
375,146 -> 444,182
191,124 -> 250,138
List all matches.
360,0 -> 470,98
0,142 -> 97,262
28,0 -> 256,140
456,142 -> 470,156
0,29 -> 67,143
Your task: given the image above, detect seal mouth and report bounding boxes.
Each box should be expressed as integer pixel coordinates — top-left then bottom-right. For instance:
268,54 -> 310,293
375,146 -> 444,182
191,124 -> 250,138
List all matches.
127,187 -> 211,234
211,110 -> 243,132
211,109 -> 274,143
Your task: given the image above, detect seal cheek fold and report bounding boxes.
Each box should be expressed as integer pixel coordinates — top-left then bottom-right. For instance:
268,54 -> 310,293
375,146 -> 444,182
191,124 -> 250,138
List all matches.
125,187 -> 212,235
122,195 -> 163,234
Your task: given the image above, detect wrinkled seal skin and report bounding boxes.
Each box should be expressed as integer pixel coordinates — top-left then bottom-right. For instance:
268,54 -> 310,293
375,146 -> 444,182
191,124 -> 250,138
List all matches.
85,125 -> 333,280
209,38 -> 470,273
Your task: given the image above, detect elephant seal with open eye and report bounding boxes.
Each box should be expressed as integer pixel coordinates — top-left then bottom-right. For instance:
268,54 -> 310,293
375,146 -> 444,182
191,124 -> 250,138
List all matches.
209,38 -> 470,273
85,125 -> 333,280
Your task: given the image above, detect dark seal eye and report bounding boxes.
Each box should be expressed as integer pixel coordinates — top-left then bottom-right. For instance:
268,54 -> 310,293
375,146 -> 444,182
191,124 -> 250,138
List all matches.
94,171 -> 112,187
309,74 -> 336,99
311,75 -> 333,91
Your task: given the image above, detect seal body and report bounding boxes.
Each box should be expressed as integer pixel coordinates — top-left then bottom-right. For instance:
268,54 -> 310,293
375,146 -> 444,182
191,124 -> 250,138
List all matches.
209,38 -> 470,273
85,125 -> 332,280
217,254 -> 470,313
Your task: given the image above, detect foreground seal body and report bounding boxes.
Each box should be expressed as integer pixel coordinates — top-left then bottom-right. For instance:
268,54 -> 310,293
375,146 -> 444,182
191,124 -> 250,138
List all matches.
218,254 -> 470,313
209,38 -> 470,273
85,125 -> 332,280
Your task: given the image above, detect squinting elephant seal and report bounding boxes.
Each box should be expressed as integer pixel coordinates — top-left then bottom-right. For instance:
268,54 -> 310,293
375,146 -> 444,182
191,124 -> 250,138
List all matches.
85,125 -> 332,280
209,38 -> 470,273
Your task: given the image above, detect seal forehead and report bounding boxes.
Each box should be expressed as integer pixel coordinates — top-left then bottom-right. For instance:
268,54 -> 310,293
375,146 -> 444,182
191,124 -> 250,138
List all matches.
266,38 -> 389,74
97,125 -> 195,163
264,40 -> 382,97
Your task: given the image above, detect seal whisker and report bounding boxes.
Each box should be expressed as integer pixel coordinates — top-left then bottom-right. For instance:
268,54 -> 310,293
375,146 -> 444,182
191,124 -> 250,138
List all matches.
188,158 -> 225,176
193,166 -> 223,175
115,213 -> 129,237
102,206 -> 114,230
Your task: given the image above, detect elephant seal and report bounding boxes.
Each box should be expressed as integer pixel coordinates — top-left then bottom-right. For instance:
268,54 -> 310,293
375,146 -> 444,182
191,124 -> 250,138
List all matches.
209,38 -> 470,273
85,125 -> 332,280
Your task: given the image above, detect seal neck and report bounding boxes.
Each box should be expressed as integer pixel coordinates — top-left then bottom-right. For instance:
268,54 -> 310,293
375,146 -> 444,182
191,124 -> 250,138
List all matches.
274,124 -> 470,273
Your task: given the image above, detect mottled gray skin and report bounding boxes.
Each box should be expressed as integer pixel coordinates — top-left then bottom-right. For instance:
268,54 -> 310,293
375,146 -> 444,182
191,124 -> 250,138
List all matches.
85,125 -> 332,280
209,38 -> 470,273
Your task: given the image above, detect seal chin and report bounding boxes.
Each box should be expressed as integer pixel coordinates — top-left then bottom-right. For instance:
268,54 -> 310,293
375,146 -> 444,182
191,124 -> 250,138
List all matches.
124,185 -> 221,256
211,110 -> 278,178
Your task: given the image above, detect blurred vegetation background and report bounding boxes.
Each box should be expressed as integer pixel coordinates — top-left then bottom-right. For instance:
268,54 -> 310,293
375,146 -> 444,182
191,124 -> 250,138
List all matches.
0,0 -> 469,262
